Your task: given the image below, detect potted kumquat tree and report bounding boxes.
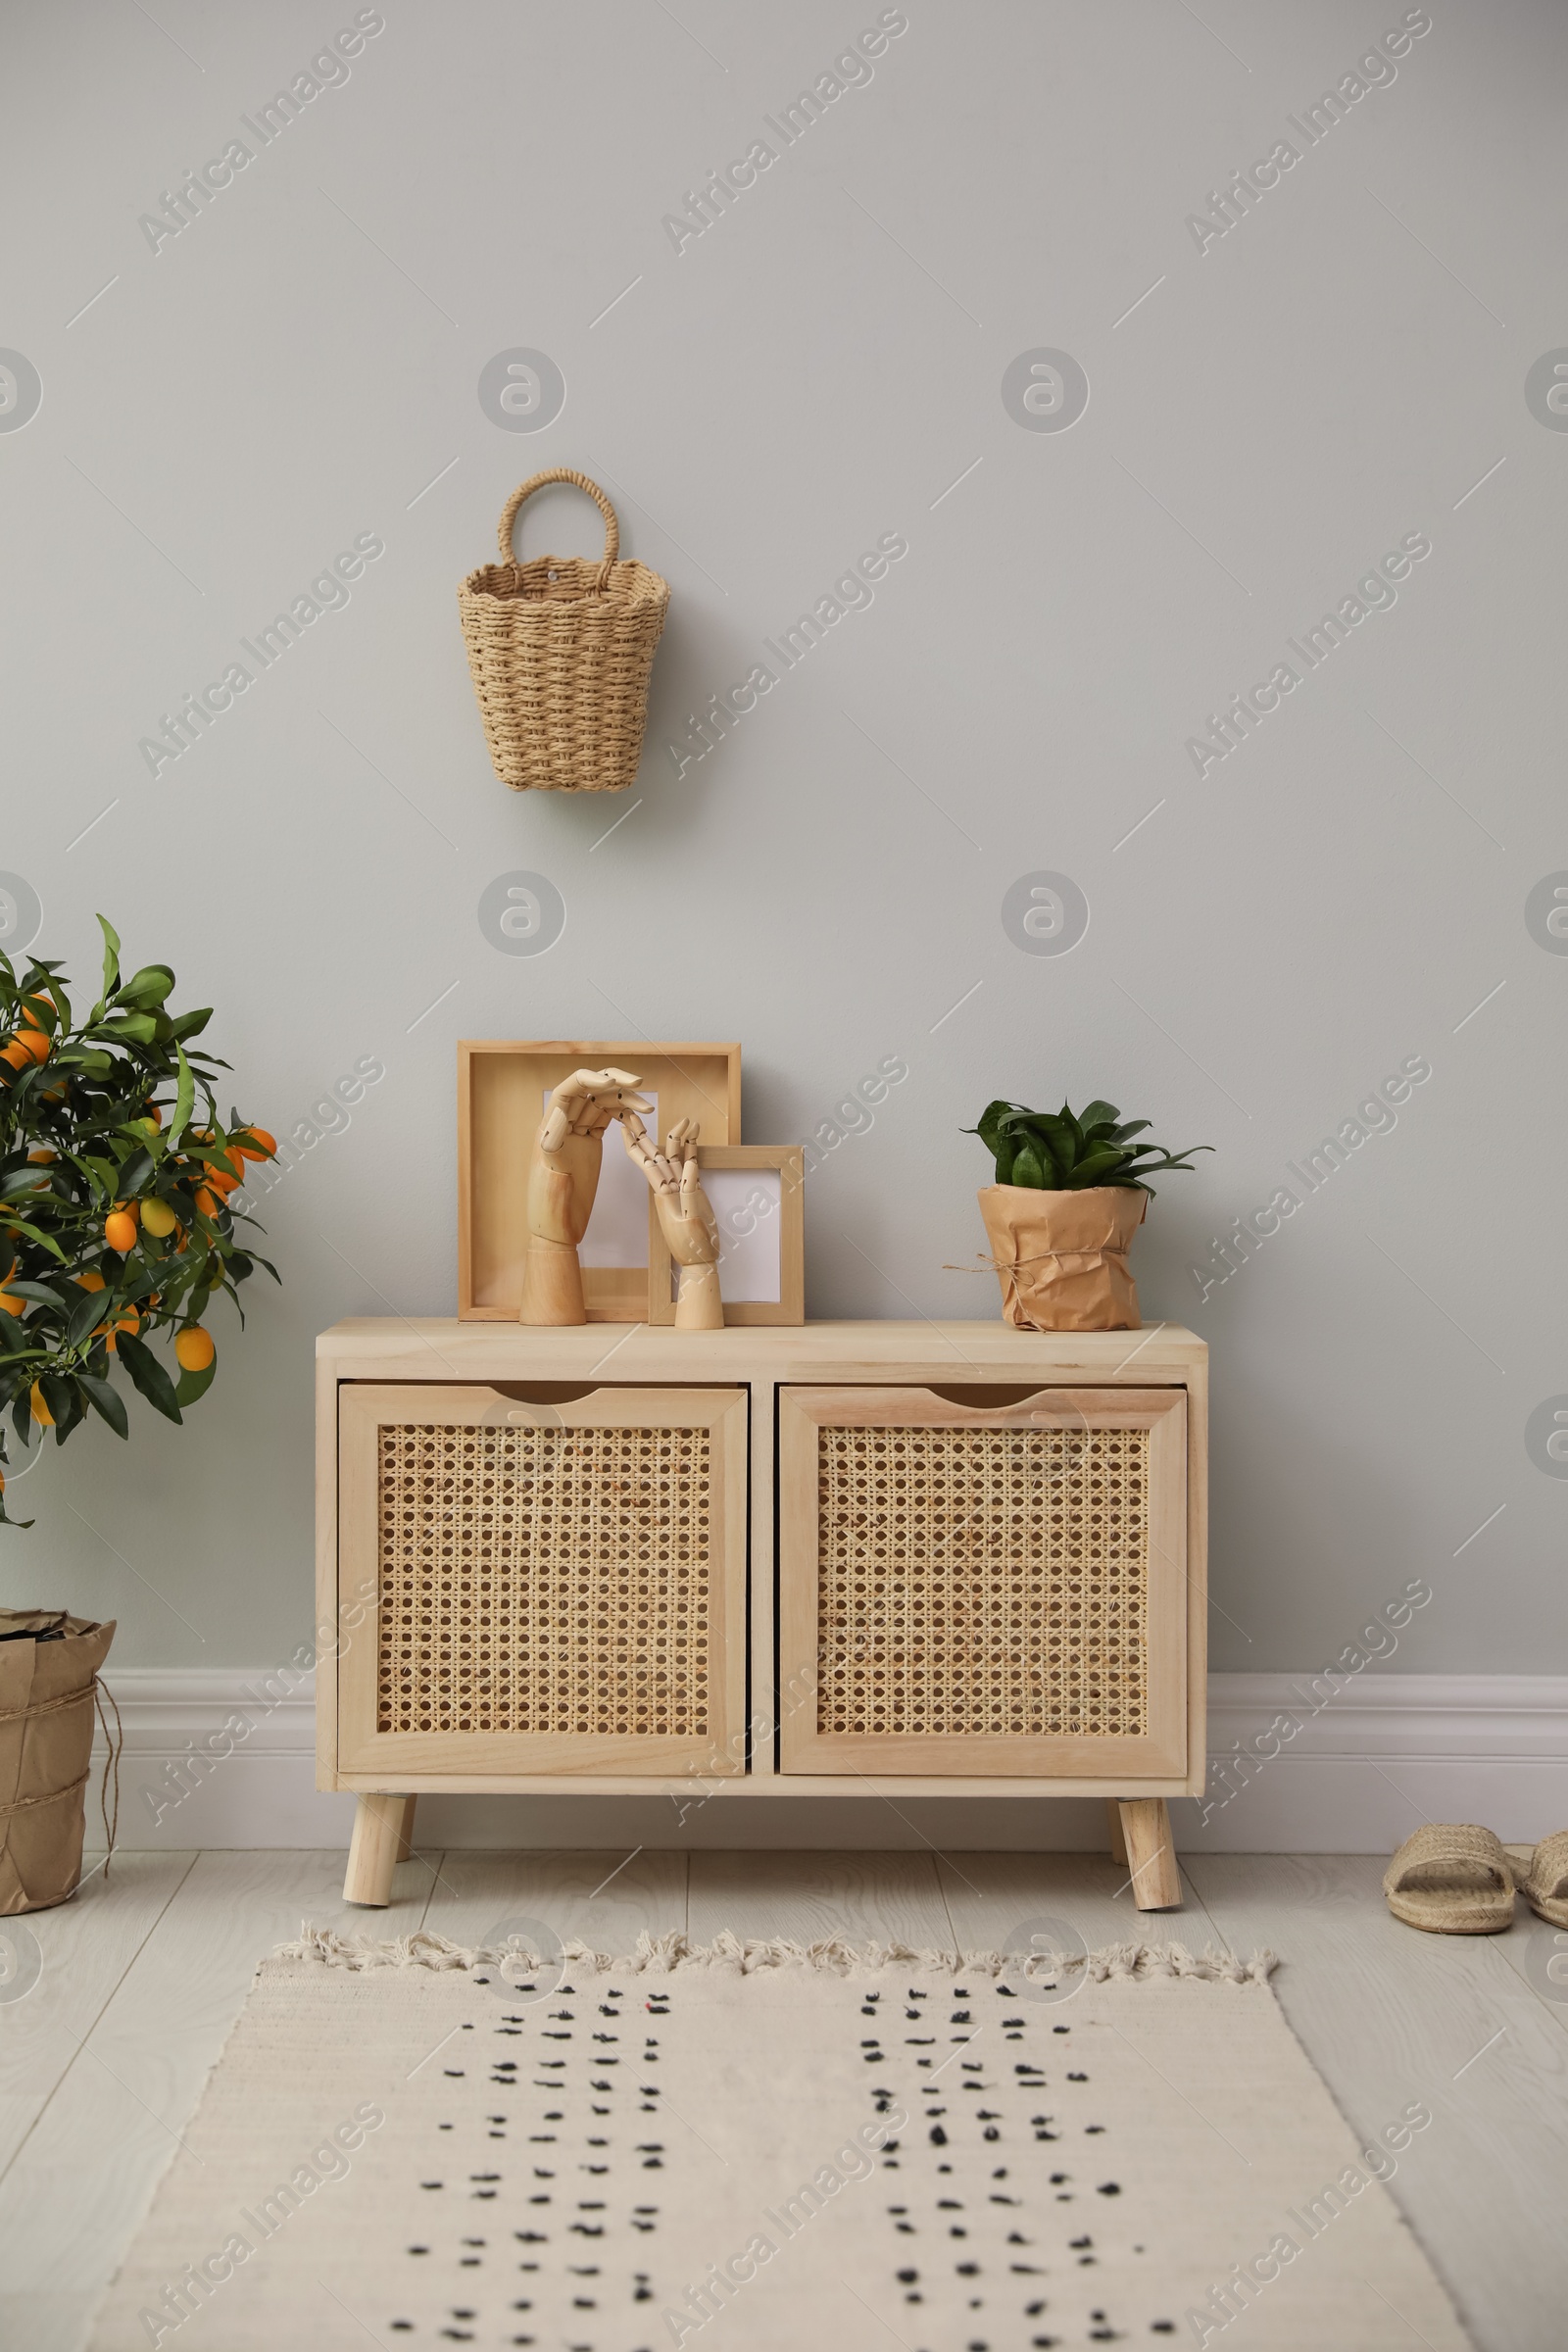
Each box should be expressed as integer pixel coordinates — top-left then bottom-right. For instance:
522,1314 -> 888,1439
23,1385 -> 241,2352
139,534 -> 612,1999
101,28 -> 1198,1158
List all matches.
0,915 -> 277,1913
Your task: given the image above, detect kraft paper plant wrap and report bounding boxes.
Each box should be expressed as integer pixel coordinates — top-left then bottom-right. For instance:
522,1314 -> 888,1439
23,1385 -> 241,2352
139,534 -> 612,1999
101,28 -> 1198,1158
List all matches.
0,1608 -> 115,1915
977,1184 -> 1147,1332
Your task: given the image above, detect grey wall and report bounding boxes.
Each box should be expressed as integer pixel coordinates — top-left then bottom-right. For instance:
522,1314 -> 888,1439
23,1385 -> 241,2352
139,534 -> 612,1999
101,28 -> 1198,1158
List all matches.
2,0 -> 1563,1684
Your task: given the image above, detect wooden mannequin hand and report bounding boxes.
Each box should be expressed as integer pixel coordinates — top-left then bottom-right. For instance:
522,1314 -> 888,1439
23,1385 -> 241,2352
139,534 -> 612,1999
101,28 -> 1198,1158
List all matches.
620,1115 -> 723,1329
526,1067 -> 651,1248
520,1067 -> 652,1325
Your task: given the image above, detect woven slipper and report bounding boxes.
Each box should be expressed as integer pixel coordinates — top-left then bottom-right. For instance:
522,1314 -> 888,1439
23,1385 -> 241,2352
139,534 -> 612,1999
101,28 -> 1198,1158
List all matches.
1382,1824 -> 1517,1935
1503,1842 -> 1535,1889
1514,1830 -> 1568,1928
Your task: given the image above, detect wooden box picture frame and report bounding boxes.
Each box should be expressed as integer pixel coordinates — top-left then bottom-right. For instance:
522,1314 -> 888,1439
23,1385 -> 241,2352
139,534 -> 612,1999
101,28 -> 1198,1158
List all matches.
458,1040 -> 741,1322
648,1145 -> 805,1327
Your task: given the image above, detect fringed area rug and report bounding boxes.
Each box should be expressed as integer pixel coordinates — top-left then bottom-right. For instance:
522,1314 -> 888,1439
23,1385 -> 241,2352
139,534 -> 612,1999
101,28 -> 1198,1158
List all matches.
90,1933 -> 1468,2352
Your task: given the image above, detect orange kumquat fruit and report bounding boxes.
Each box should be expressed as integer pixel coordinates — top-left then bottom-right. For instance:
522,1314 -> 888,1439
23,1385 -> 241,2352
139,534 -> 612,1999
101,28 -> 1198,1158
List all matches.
104,1205 -> 139,1253
174,1327 -> 215,1373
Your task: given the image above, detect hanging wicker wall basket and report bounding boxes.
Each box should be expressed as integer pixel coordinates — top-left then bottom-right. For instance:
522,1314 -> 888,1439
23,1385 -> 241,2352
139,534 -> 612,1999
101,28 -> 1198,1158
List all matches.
458,469 -> 670,793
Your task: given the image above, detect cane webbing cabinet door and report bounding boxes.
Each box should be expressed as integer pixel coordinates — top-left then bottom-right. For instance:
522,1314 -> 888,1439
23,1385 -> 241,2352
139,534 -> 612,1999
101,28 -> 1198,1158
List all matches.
778,1386 -> 1187,1778
337,1384 -> 748,1779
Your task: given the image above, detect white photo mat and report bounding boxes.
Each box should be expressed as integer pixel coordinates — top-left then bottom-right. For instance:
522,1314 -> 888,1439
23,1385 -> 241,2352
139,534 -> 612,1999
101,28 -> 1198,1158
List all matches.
649,1146 -> 805,1326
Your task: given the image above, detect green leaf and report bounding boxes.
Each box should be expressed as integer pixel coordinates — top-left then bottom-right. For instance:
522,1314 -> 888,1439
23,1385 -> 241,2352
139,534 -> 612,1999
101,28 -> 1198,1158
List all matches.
76,1372 -> 129,1439
50,1383 -> 86,1443
38,1372 -> 74,1426
168,1007 -> 214,1043
96,1011 -> 159,1044
1065,1146 -> 1130,1189
1008,1120 -> 1069,1182
168,1044 -> 196,1152
970,1099 -> 1015,1149
6,1221 -> 68,1263
113,1333 -> 183,1424
0,1279 -> 67,1308
1010,1140 -> 1051,1189
999,1117 -> 1072,1164
117,963 -> 175,1009
91,914 -> 122,1022
0,1461 -> 35,1524
1122,1144 -> 1211,1175
173,1352 -> 218,1409
118,1146 -> 155,1196
1012,1110 -> 1069,1144
1077,1101 -> 1121,1131
63,1287 -> 106,1348
965,1102 -> 1044,1181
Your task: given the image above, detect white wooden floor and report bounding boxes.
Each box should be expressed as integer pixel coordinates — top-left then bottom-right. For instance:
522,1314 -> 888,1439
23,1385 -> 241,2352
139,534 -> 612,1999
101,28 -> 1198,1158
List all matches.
2,1849 -> 1564,2351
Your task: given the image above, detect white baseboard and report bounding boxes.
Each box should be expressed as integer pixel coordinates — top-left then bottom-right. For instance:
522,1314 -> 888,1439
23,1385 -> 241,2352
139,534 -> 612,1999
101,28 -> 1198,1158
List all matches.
90,1670 -> 1568,1854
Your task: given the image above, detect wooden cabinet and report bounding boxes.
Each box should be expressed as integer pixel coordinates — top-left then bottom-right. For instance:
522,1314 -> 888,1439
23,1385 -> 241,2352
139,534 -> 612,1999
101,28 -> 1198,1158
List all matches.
318,1322 -> 1206,1909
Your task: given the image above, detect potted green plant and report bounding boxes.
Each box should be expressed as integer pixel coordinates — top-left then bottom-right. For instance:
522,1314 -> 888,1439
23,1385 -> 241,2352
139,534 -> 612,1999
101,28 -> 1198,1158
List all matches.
964,1098 -> 1210,1332
0,917 -> 277,1913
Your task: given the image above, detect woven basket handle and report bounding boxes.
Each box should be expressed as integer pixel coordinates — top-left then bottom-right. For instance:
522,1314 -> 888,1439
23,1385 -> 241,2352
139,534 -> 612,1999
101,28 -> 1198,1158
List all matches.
498,470 -> 619,591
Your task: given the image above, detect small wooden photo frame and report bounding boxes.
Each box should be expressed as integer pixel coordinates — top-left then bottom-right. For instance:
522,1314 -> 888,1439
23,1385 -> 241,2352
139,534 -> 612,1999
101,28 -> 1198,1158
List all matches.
649,1146 -> 805,1327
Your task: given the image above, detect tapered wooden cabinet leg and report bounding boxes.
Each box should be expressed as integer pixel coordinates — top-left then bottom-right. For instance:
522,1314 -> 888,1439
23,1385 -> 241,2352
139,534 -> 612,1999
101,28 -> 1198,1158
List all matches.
344,1792 -> 415,1906
1118,1798 -> 1182,1910
394,1793 -> 417,1863
1105,1798 -> 1128,1865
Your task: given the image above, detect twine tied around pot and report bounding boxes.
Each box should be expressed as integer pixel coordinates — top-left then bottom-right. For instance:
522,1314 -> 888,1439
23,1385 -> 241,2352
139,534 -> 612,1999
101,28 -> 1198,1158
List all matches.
0,1676 -> 122,1872
945,1248 -> 1131,1271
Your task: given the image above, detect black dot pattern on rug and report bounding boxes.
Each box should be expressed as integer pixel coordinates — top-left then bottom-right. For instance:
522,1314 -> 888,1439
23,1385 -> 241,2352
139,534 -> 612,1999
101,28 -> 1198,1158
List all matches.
371,1961 -> 1193,2344
869,1977 -> 1171,2344
382,1981 -> 664,2349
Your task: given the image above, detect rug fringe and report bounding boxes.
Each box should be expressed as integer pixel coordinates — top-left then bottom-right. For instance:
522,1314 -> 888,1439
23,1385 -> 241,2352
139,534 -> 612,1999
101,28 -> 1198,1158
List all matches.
275,1925 -> 1277,1986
